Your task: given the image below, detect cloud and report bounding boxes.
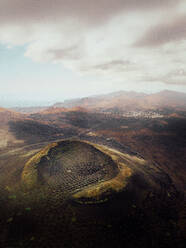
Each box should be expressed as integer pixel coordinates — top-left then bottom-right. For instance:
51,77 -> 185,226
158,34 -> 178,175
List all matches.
136,15 -> 186,47
160,69 -> 186,85
92,60 -> 132,71
0,0 -> 186,91
0,0 -> 179,26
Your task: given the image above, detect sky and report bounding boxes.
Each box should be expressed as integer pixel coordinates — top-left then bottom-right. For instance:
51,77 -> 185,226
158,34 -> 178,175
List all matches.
0,0 -> 186,107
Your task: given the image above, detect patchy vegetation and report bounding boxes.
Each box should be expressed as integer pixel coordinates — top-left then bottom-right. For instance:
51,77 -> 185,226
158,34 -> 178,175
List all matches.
22,142 -> 58,189
0,105 -> 185,248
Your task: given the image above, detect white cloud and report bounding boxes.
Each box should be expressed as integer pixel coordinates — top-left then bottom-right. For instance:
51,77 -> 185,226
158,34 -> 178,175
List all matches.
0,0 -> 186,93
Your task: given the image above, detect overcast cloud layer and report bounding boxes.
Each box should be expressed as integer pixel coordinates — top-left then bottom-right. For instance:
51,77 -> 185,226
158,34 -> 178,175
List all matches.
0,0 -> 186,91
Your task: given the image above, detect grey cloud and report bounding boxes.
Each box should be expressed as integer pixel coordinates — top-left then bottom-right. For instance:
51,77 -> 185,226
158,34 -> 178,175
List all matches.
167,69 -> 186,77
142,70 -> 186,85
93,60 -> 132,70
136,15 -> 186,47
0,0 -> 180,27
48,45 -> 81,61
163,79 -> 186,85
163,69 -> 186,85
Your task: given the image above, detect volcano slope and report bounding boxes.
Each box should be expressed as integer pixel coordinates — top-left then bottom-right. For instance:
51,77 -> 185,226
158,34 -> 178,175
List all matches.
0,139 -> 183,248
22,140 -> 119,199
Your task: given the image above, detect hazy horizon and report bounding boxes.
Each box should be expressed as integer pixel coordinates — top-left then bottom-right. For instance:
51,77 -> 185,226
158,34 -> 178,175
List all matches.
0,88 -> 186,108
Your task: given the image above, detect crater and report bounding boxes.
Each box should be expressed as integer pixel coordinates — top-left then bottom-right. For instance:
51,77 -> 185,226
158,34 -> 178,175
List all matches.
22,139 -> 174,205
22,140 -> 119,196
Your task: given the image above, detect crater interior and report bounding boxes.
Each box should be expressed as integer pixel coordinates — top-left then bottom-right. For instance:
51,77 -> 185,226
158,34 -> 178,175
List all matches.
36,140 -> 118,194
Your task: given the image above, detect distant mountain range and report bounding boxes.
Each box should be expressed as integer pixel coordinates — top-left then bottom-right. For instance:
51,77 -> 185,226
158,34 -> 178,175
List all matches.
8,90 -> 186,114
53,90 -> 186,112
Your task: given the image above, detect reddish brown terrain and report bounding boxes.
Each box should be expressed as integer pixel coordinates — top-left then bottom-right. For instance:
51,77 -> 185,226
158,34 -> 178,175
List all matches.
0,90 -> 186,248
